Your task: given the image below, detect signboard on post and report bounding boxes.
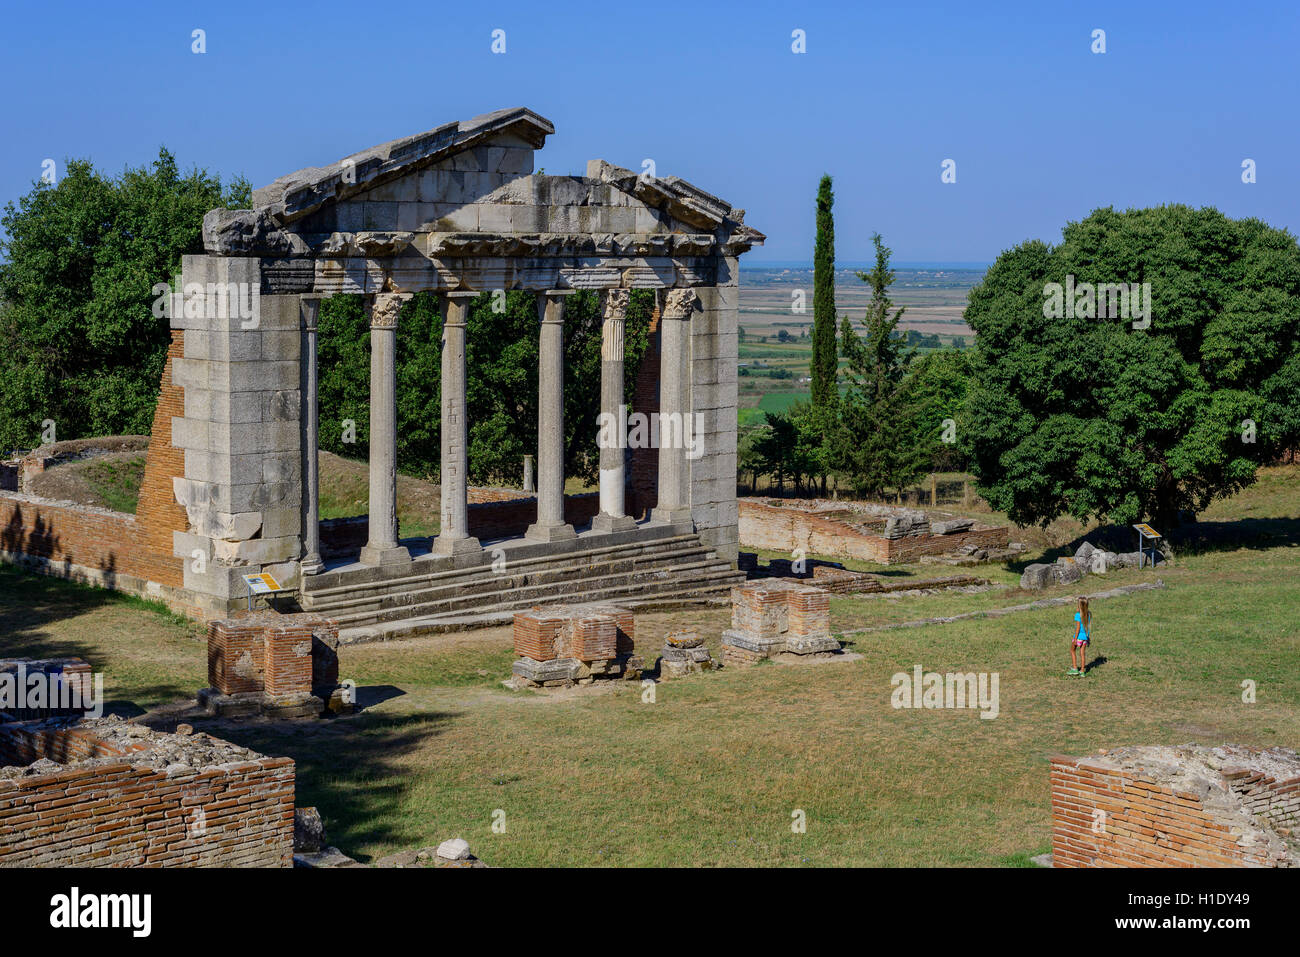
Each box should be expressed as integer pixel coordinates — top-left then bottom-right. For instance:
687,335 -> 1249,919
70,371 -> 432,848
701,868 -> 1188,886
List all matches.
242,572 -> 283,610
1132,524 -> 1162,569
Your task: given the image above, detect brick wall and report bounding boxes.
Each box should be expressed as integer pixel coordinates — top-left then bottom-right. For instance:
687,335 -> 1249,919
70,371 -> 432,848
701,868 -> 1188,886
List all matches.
738,499 -> 1008,565
135,330 -> 190,558
0,719 -> 294,868
208,612 -> 337,697
0,493 -> 190,611
1050,745 -> 1298,868
0,331 -> 194,614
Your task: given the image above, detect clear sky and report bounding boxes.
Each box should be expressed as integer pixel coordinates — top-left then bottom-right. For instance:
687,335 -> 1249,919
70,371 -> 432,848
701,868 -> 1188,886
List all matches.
1,0 -> 1296,264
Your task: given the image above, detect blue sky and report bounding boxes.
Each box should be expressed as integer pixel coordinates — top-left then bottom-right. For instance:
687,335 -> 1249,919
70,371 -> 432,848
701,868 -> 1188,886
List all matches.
1,0 -> 1296,263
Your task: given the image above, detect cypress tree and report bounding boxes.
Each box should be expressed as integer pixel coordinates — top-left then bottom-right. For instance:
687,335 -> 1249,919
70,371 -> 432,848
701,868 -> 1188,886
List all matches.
810,174 -> 837,408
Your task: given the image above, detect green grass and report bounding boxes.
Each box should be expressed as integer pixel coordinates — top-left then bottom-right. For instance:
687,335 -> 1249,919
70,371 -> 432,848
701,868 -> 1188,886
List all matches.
5,468 -> 1299,866
81,456 -> 146,514
757,391 -> 810,413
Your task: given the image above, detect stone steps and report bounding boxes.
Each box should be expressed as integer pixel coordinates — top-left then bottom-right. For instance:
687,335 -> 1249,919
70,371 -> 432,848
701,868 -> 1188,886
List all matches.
302,530 -> 700,600
302,539 -> 721,619
320,554 -> 738,629
299,530 -> 744,643
334,577 -> 738,644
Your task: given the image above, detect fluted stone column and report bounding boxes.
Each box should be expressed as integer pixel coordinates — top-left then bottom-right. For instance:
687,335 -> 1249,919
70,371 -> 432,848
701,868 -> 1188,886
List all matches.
432,292 -> 481,557
299,297 -> 324,575
526,290 -> 577,542
592,289 -> 636,533
359,293 -> 411,566
651,288 -> 697,526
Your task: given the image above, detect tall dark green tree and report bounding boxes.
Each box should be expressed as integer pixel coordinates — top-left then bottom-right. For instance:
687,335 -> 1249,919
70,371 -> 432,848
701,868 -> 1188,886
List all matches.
810,174 -> 838,408
0,150 -> 248,450
835,234 -> 928,497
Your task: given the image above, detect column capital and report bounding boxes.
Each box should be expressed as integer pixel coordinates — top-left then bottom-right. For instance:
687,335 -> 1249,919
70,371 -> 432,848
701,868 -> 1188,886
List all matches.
300,296 -> 321,332
661,287 -> 698,320
444,290 -> 480,301
370,292 -> 407,329
537,289 -> 575,324
441,290 -> 476,327
602,288 -> 631,320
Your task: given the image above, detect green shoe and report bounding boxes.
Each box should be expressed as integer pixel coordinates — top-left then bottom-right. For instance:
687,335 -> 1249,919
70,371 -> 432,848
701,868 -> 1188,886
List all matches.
1067,668 -> 1080,675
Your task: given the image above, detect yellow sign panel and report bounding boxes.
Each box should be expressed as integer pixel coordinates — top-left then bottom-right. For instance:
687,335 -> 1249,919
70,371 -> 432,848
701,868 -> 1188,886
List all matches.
1133,524 -> 1159,538
242,572 -> 282,594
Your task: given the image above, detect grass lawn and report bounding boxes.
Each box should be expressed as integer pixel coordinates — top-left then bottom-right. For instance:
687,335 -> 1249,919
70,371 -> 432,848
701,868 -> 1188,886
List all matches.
2,468 -> 1297,866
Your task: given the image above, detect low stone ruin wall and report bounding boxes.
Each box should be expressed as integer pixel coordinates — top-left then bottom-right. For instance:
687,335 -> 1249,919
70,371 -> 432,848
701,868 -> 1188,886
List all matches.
1050,744 -> 1299,868
738,498 -> 1008,565
0,715 -> 294,867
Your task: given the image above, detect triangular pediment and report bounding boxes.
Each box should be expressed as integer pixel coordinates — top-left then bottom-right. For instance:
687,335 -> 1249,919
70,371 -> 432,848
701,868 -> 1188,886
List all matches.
203,107 -> 763,259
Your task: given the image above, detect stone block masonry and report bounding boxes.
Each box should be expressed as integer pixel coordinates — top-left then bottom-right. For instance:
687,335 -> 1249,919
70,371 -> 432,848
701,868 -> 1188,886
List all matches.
0,715 -> 294,867
1050,744 -> 1299,867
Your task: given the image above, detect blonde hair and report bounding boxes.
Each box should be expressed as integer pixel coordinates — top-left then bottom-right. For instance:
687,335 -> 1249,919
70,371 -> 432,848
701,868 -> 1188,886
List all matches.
1078,596 -> 1091,630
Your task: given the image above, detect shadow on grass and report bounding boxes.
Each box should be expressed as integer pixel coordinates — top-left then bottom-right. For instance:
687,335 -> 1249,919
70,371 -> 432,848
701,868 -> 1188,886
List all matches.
1083,654 -> 1109,675
211,708 -> 460,861
0,563 -> 199,704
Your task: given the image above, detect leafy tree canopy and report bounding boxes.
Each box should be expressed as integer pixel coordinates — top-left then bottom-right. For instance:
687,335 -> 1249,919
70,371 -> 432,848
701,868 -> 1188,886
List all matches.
964,205 -> 1300,529
0,149 -> 249,450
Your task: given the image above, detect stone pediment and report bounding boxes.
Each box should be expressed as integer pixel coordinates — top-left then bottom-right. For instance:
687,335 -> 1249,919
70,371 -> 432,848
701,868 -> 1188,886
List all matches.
204,107 -> 764,263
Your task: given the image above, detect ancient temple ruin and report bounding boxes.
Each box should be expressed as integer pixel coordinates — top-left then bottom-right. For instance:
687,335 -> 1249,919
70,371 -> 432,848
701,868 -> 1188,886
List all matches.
167,107 -> 763,637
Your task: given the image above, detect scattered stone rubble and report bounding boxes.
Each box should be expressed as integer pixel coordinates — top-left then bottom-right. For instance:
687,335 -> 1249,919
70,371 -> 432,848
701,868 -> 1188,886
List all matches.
1019,540 -> 1161,590
657,630 -> 718,678
0,714 -> 264,778
509,603 -> 644,688
297,836 -> 487,869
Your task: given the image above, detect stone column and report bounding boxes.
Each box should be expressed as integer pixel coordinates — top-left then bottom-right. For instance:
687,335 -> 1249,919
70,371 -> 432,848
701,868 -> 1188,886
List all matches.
592,289 -> 636,533
432,292 -> 481,557
651,288 -> 697,526
522,454 -> 534,493
359,293 -> 411,566
526,290 -> 577,542
299,297 -> 324,575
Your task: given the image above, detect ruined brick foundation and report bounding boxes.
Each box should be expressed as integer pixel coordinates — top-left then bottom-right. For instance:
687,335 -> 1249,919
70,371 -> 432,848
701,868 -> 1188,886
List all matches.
721,580 -> 840,664
0,715 -> 294,867
1051,744 -> 1299,867
201,611 -> 344,718
511,604 -> 642,687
